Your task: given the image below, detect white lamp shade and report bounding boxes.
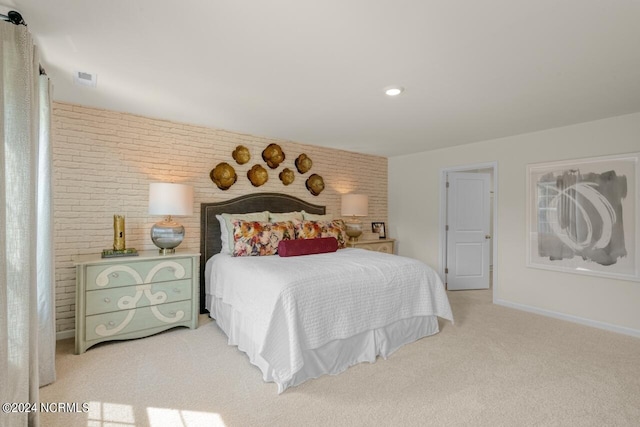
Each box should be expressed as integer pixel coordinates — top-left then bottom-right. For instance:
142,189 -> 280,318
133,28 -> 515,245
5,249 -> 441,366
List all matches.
341,194 -> 368,217
149,183 -> 194,216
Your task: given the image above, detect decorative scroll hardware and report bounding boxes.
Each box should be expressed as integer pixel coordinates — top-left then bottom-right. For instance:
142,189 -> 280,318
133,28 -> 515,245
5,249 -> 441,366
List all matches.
94,261 -> 188,336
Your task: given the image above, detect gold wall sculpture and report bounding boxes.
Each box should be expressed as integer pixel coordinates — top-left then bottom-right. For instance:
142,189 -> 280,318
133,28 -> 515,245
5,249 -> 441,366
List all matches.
247,164 -> 269,187
279,168 -> 295,185
295,153 -> 312,174
305,173 -> 325,196
262,143 -> 285,169
232,145 -> 251,165
210,162 -> 238,190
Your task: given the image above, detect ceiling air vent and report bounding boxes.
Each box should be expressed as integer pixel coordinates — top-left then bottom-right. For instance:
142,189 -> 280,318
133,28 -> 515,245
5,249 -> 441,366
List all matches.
73,71 -> 97,88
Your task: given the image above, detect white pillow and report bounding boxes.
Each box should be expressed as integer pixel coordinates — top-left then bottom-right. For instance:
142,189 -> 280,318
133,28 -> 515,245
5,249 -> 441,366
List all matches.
215,215 -> 230,254
219,211 -> 269,253
269,211 -> 303,222
301,210 -> 331,221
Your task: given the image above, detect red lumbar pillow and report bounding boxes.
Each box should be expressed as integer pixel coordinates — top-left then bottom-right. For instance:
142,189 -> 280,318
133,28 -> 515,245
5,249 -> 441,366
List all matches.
278,237 -> 338,257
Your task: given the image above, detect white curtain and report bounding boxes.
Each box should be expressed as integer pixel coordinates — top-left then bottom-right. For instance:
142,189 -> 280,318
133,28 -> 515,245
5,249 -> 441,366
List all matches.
37,72 -> 56,387
1,20 -> 56,427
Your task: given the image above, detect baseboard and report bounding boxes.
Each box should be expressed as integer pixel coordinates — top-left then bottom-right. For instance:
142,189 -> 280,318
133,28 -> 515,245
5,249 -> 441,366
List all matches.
494,298 -> 640,339
56,329 -> 74,341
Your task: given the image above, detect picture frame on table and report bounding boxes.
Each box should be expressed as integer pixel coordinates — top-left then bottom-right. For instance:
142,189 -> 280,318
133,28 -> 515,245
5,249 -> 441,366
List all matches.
372,222 -> 386,239
526,152 -> 639,282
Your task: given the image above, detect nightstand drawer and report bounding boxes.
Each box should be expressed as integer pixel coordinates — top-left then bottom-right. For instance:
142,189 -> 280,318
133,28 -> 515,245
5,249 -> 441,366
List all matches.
367,242 -> 392,253
85,300 -> 192,341
85,279 -> 192,316
86,258 -> 193,290
347,239 -> 395,253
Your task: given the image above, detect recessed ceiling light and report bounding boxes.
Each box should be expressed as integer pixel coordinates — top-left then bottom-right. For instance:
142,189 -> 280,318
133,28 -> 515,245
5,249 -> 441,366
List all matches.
384,86 -> 404,96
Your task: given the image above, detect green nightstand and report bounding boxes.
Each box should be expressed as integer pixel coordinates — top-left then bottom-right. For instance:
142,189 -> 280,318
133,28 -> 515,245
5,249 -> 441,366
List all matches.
74,250 -> 199,354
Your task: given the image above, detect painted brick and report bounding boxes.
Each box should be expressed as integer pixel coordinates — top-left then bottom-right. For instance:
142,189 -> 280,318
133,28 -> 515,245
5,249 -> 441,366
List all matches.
52,102 -> 388,333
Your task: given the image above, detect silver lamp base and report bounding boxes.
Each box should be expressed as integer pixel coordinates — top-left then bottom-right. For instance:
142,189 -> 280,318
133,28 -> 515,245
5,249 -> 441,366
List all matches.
344,219 -> 363,242
151,216 -> 185,255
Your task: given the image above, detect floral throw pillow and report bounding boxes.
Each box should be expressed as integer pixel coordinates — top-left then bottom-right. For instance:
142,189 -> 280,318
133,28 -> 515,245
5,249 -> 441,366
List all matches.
232,220 -> 294,256
293,219 -> 347,249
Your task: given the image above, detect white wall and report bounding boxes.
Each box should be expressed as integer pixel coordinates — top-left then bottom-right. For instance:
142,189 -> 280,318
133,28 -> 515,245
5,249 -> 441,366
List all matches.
389,112 -> 640,335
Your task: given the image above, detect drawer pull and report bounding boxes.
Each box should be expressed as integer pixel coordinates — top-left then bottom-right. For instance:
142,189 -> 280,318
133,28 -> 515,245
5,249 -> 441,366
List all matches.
173,288 -> 181,293
111,272 -> 119,278
104,297 -> 111,303
169,311 -> 176,315
108,321 -> 115,327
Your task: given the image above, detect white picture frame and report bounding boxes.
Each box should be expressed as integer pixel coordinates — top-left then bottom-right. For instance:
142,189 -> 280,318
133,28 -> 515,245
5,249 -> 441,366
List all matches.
526,152 -> 639,282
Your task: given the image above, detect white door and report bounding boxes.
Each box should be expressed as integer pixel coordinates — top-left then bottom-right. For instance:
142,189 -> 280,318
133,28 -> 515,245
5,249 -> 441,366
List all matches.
446,172 -> 491,290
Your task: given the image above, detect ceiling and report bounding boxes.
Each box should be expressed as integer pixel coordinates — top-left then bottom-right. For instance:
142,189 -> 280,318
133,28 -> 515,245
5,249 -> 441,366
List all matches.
6,0 -> 640,157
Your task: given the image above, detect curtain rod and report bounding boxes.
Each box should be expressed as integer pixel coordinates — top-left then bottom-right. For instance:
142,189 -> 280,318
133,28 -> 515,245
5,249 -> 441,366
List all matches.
1,10 -> 26,26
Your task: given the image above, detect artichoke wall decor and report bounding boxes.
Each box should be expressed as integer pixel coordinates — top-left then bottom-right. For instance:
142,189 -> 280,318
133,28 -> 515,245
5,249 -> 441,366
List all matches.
232,145 -> 250,165
279,168 -> 295,186
262,143 -> 285,169
210,162 -> 237,190
247,164 -> 269,187
211,144 -> 324,194
295,154 -> 312,174
305,173 -> 325,196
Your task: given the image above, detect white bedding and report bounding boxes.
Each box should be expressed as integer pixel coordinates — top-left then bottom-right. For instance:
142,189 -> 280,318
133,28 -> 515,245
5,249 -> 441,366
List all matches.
205,248 -> 453,392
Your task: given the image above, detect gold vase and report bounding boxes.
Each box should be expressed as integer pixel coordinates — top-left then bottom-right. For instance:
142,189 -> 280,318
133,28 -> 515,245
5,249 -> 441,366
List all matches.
113,215 -> 125,251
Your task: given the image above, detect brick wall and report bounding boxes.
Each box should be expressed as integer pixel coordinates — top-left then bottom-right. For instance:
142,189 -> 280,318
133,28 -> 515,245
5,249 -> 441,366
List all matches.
52,102 -> 388,334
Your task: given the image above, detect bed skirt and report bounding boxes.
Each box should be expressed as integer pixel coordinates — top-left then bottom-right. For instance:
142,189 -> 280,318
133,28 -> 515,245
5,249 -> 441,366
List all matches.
206,294 -> 440,393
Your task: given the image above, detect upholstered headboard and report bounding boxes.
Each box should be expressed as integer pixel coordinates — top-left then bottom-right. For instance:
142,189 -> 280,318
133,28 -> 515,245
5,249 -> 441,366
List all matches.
199,193 -> 326,313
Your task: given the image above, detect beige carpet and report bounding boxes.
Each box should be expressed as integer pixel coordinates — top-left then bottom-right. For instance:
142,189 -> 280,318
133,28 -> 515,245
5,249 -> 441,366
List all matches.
40,290 -> 640,427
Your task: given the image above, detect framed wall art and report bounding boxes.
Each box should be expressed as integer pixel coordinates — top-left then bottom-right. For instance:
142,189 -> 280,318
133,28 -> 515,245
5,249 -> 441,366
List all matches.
526,152 -> 639,281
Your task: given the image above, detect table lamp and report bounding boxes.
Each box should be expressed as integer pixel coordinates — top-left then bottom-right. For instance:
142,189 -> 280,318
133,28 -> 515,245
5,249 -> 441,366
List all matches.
148,182 -> 193,254
341,193 -> 368,242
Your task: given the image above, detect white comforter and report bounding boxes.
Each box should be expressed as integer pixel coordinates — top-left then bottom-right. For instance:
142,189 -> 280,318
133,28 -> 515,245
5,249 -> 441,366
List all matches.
206,248 -> 453,386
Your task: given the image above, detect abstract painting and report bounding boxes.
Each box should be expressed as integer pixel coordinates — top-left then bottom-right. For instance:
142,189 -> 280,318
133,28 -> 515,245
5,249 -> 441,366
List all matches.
527,153 -> 639,281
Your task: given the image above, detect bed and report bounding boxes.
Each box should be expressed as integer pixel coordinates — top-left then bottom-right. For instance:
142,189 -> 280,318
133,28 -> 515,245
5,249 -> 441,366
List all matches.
200,193 -> 453,393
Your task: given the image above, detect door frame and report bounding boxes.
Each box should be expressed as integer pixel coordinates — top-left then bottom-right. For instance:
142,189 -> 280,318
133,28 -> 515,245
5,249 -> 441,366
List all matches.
439,161 -> 498,300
